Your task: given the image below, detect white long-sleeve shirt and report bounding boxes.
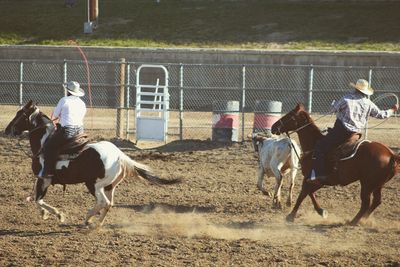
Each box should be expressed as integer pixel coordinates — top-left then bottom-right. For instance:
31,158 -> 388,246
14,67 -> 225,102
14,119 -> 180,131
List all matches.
53,95 -> 86,127
332,91 -> 394,133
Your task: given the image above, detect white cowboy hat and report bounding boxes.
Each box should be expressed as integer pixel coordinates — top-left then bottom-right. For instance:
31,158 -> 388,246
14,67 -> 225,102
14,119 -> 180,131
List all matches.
64,81 -> 85,97
349,79 -> 374,96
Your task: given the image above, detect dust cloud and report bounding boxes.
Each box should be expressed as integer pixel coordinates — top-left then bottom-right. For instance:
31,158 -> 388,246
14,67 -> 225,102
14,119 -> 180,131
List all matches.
111,207 -> 368,252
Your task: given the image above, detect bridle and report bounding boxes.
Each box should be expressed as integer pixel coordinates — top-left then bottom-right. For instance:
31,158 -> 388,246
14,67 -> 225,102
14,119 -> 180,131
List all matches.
275,112 -> 313,161
12,106 -> 52,159
276,111 -> 313,136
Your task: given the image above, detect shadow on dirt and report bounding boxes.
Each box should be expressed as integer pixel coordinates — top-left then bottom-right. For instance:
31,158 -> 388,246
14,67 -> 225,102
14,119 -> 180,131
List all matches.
0,229 -> 72,237
155,140 -> 243,153
116,203 -> 216,214
108,137 -> 247,153
308,223 -> 346,233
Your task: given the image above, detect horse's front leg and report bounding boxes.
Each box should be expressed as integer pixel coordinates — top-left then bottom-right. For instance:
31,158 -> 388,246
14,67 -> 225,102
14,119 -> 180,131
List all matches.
287,182 -> 322,222
286,167 -> 297,207
34,178 -> 65,222
308,184 -> 328,219
286,186 -> 308,222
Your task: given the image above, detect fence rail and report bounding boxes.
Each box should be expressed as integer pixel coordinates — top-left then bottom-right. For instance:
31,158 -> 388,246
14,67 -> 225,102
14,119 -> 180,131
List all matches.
0,59 -> 399,147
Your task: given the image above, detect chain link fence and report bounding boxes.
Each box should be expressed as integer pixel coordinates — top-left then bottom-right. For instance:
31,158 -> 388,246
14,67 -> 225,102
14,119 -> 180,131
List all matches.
0,59 -> 399,148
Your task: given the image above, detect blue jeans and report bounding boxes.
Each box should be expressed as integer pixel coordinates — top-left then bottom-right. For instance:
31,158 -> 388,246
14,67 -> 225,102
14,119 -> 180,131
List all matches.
42,125 -> 83,176
312,119 -> 353,177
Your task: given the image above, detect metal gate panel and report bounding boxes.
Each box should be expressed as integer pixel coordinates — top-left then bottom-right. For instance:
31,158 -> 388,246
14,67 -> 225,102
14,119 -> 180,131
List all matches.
135,64 -> 169,142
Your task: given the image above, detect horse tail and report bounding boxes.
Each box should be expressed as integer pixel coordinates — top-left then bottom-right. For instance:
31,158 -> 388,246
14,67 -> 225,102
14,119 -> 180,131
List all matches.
389,153 -> 400,176
389,154 -> 400,182
121,154 -> 181,185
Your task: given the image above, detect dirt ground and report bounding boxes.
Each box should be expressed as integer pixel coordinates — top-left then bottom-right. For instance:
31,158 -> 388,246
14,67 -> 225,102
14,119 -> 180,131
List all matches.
0,133 -> 399,267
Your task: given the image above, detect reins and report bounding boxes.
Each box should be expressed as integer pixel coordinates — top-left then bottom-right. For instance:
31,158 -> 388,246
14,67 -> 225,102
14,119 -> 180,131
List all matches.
284,132 -> 301,162
17,125 -> 49,159
14,108 -> 54,159
17,138 -> 35,159
281,113 -> 330,162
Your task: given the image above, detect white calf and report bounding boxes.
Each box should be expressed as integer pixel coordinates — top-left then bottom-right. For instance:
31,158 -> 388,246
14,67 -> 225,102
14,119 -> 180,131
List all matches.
252,134 -> 300,209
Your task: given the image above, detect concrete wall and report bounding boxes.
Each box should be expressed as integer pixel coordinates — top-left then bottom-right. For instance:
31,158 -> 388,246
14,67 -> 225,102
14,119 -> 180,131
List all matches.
1,45 -> 400,66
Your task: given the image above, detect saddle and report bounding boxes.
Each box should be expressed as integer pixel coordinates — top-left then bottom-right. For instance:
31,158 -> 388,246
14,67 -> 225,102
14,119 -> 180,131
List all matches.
57,133 -> 90,160
327,133 -> 363,173
334,133 -> 362,158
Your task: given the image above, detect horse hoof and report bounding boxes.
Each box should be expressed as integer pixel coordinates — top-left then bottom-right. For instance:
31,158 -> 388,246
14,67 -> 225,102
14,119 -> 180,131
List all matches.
58,213 -> 66,223
272,204 -> 282,210
347,220 -> 359,226
286,214 -> 295,222
318,209 -> 328,219
262,190 -> 272,197
41,210 -> 50,220
88,223 -> 100,230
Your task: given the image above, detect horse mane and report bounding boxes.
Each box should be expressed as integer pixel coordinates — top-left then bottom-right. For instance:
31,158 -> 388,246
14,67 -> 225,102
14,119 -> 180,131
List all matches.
33,110 -> 55,133
297,104 -> 324,139
36,110 -> 52,125
41,113 -> 52,122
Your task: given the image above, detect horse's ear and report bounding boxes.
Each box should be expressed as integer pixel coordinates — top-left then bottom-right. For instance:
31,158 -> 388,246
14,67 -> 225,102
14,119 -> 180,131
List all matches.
295,103 -> 305,112
24,100 -> 33,109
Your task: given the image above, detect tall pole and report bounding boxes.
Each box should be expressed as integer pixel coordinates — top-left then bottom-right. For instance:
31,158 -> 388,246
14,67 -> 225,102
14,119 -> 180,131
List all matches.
90,0 -> 99,28
179,64 -> 184,140
116,58 -> 126,138
241,65 -> 246,142
307,64 -> 314,113
84,0 -> 98,33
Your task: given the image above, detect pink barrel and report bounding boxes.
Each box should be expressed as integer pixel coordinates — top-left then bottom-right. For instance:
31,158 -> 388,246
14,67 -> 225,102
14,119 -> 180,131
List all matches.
253,100 -> 282,134
212,101 -> 240,142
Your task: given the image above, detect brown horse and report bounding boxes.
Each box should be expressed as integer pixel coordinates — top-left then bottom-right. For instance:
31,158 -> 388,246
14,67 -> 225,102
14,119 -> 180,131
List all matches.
271,103 -> 400,225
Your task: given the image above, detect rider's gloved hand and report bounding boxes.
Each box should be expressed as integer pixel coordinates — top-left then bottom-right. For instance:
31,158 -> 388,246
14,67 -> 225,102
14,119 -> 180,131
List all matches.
392,104 -> 399,112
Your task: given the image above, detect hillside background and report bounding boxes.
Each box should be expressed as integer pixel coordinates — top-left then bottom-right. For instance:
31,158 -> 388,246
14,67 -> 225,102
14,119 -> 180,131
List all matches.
1,0 -> 400,51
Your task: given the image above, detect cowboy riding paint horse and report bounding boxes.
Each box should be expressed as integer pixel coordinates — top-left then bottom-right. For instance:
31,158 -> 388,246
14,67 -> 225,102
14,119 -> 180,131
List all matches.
5,100 -> 180,228
271,103 -> 400,225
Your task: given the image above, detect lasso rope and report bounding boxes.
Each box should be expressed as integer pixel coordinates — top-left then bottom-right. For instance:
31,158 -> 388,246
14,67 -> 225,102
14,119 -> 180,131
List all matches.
313,92 -> 399,131
68,40 -> 93,129
368,92 -> 399,129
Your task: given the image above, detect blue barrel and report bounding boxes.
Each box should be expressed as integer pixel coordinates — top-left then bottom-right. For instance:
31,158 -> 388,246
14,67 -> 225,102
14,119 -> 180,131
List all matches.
212,101 -> 240,142
253,100 -> 282,135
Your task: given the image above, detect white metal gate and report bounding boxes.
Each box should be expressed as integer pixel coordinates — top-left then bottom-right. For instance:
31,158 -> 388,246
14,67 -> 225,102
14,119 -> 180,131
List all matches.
135,64 -> 169,142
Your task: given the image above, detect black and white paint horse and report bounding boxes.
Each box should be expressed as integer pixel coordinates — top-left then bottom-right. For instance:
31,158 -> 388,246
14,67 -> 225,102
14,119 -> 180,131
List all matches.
5,100 -> 180,228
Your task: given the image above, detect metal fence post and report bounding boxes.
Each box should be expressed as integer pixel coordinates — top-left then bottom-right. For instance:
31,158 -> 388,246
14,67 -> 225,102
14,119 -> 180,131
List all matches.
19,61 -> 24,106
63,59 -> 67,96
241,65 -> 246,142
179,64 -> 184,140
125,63 -> 131,139
116,58 -> 126,138
365,67 -> 373,139
307,64 -> 314,113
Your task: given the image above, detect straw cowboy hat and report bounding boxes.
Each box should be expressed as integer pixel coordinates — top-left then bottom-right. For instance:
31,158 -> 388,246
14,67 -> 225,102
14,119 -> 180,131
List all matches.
64,81 -> 85,97
350,79 -> 374,96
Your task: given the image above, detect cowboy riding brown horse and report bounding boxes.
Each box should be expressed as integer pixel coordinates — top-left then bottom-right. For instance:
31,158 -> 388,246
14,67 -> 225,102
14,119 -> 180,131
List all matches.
271,103 -> 400,225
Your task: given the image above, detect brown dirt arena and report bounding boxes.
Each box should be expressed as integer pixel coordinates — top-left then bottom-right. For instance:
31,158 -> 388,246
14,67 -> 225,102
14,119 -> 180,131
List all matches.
0,131 -> 399,266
